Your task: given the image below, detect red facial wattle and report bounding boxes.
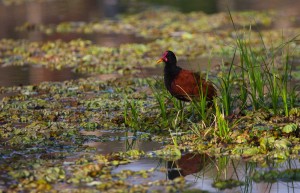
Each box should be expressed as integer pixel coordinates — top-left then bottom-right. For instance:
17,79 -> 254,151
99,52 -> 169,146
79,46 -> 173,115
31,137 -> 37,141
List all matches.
156,51 -> 168,64
162,51 -> 168,62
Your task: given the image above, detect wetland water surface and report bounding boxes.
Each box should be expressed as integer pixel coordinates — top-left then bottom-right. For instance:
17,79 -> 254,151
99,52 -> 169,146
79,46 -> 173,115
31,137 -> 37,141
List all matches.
0,0 -> 300,192
0,65 -> 85,87
115,155 -> 300,193
0,0 -> 299,87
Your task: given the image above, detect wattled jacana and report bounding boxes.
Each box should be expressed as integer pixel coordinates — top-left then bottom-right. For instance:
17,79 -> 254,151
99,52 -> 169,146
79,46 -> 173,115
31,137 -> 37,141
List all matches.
156,50 -> 217,102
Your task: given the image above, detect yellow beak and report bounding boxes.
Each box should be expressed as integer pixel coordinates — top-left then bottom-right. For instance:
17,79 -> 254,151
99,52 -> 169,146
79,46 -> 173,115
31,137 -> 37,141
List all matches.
156,58 -> 163,64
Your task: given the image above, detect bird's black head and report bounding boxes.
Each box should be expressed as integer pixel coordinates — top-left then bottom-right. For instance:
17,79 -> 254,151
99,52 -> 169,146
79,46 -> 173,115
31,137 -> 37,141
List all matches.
156,50 -> 177,66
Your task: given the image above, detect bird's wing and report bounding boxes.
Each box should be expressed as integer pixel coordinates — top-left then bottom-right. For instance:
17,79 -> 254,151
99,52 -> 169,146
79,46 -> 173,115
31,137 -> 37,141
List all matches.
170,70 -> 200,99
171,70 -> 216,100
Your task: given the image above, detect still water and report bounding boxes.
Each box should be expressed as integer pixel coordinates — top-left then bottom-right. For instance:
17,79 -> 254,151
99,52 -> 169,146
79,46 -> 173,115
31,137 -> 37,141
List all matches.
114,156 -> 300,193
1,0 -> 299,41
0,0 -> 299,87
80,129 -> 300,193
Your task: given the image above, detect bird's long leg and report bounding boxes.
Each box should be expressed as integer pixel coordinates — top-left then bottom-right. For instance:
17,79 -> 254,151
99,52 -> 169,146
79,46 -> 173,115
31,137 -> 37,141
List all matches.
179,100 -> 185,126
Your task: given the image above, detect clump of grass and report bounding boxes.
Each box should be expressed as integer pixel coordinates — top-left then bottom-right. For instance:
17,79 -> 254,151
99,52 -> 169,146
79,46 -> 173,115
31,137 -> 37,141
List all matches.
276,39 -> 298,116
218,49 -> 237,116
147,79 -> 169,126
147,78 -> 185,145
148,78 -> 188,125
192,84 -> 212,124
267,61 -> 281,115
124,98 -> 141,132
214,99 -> 230,141
235,30 -> 265,111
189,120 -> 207,140
169,110 -> 183,147
228,9 -> 299,116
279,51 -> 293,116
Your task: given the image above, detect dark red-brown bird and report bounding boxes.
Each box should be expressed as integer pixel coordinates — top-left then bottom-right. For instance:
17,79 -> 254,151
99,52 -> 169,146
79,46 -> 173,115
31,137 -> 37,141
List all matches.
156,50 -> 217,102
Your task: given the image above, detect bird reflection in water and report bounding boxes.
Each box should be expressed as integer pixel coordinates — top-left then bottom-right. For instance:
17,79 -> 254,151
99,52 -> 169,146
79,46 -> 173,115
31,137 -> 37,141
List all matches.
167,153 -> 212,180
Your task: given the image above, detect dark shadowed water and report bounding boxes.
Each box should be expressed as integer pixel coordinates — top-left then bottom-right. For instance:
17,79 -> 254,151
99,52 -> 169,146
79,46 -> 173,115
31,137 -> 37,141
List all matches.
0,65 -> 86,87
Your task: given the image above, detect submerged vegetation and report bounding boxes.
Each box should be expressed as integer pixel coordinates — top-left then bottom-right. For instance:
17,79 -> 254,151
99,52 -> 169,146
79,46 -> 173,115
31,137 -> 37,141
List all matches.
0,3 -> 300,192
